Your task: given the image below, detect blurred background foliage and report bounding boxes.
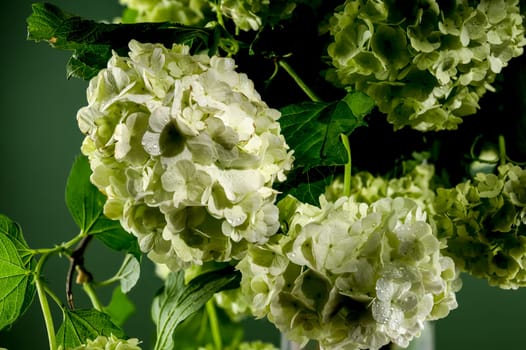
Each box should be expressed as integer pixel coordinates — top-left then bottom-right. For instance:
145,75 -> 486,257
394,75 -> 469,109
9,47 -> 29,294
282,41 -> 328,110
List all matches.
0,1 -> 525,349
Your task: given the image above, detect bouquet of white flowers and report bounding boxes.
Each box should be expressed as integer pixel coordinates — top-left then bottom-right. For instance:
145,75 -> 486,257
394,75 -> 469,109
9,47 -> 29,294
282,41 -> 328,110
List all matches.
1,0 -> 525,349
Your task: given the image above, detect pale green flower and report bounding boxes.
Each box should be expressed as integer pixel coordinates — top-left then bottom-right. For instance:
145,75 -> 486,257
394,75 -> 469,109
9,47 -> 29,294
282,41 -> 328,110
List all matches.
198,341 -> 278,350
65,334 -> 142,350
327,0 -> 526,131
218,0 -> 297,32
78,40 -> 293,270
119,0 -> 212,26
433,163 -> 526,289
325,162 -> 436,211
239,195 -> 460,349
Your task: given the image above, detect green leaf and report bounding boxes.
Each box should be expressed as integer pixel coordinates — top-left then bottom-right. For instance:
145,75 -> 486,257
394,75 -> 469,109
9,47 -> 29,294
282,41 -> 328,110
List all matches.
27,2 -> 215,80
0,214 -> 33,270
284,175 -> 334,206
56,309 -> 125,348
65,155 -> 106,234
115,254 -> 141,293
342,91 -> 376,118
65,155 -> 141,259
277,166 -> 335,206
172,306 -> 244,350
152,266 -> 241,350
103,286 -> 136,327
0,215 -> 36,327
0,228 -> 34,330
89,217 -> 142,261
280,93 -> 368,170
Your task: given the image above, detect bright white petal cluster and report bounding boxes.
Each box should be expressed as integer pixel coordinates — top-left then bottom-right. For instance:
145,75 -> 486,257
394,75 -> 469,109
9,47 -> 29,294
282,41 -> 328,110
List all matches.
66,335 -> 142,350
238,195 -> 460,349
78,40 -> 293,270
327,0 -> 526,131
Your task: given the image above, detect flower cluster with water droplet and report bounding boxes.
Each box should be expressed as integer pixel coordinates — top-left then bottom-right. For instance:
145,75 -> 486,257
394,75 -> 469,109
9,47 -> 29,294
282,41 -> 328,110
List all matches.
77,40 -> 293,270
238,194 -> 460,349
327,0 -> 526,131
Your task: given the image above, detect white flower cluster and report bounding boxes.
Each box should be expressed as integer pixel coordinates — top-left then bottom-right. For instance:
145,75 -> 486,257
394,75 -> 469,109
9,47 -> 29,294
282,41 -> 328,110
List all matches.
327,0 -> 526,131
78,40 -> 293,270
65,335 -> 141,350
238,195 -> 460,349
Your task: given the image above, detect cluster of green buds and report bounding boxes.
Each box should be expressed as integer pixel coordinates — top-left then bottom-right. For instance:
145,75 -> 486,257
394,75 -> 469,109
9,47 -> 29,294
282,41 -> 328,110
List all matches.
433,163 -> 526,289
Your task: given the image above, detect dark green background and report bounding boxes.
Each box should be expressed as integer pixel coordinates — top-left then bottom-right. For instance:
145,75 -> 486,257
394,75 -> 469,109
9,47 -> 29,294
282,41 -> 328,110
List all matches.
1,1 -> 525,349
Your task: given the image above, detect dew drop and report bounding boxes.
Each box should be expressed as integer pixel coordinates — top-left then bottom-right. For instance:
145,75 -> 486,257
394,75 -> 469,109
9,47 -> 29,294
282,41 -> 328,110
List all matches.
372,300 -> 392,324
376,278 -> 395,302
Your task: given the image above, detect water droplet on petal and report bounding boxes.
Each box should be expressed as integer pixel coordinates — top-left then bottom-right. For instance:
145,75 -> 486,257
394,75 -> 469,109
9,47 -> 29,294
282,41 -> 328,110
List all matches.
372,300 -> 392,324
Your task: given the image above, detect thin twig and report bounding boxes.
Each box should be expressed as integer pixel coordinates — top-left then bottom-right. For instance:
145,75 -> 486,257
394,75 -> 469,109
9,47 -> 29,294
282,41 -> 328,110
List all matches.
66,235 -> 93,309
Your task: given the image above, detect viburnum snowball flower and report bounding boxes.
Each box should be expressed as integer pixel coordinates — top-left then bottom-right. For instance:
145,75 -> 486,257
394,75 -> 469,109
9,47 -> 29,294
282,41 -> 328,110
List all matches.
77,40 -> 293,270
63,334 -> 142,350
119,0 -> 211,26
219,0 -> 298,31
198,341 -> 279,350
433,163 -> 526,289
238,195 -> 460,349
327,0 -> 526,131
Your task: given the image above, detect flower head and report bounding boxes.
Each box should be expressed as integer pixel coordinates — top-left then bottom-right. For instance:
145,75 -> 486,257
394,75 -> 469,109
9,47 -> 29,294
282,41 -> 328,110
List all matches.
65,334 -> 141,350
433,163 -> 526,289
218,0 -> 298,32
119,0 -> 212,26
239,195 -> 460,349
78,40 -> 293,270
327,0 -> 526,131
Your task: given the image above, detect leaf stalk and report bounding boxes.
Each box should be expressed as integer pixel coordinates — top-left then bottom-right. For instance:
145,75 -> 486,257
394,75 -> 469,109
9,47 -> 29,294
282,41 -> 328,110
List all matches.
278,60 -> 322,103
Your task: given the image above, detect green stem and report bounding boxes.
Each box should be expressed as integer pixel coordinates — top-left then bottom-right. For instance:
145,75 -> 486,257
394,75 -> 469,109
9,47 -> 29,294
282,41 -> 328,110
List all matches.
30,232 -> 86,256
498,135 -> 507,166
206,300 -> 222,350
215,0 -> 225,27
35,254 -> 57,350
340,133 -> 352,197
82,282 -> 104,312
44,285 -> 65,309
278,60 -> 322,103
92,276 -> 120,288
